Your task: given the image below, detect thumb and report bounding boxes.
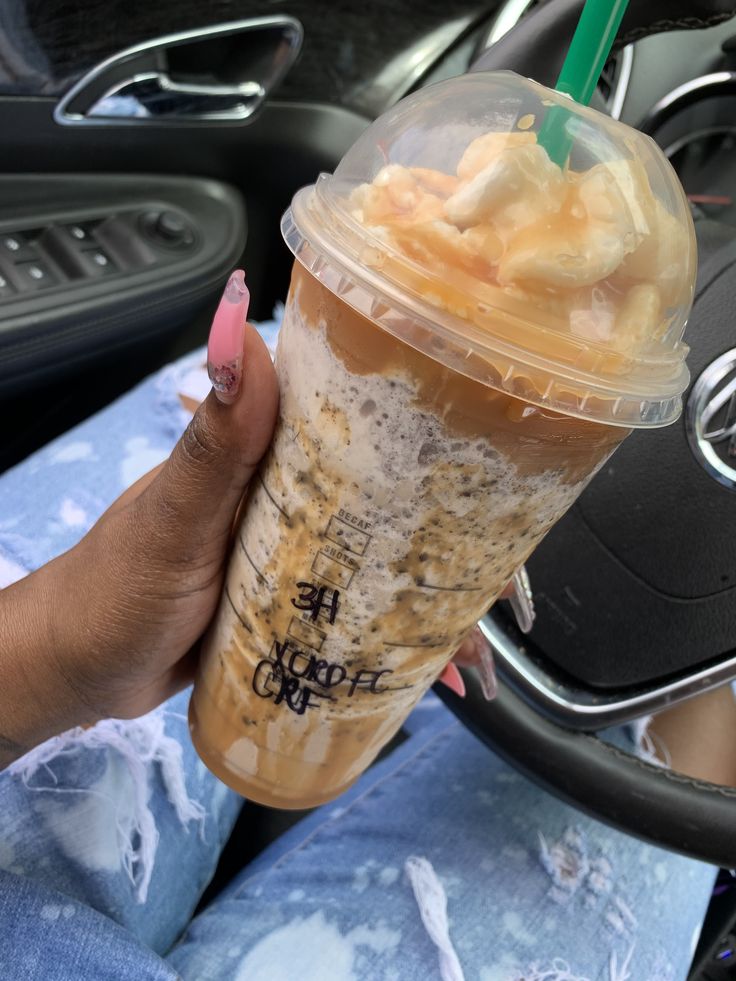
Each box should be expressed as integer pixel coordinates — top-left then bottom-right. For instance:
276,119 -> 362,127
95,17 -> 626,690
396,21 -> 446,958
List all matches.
139,274 -> 279,551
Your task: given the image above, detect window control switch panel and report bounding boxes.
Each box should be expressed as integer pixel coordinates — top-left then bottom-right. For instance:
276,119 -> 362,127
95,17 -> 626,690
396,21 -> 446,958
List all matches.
0,208 -> 198,303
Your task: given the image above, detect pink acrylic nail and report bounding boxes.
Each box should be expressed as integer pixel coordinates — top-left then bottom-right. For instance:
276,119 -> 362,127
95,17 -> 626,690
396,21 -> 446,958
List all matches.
508,565 -> 535,634
207,269 -> 250,404
473,628 -> 498,702
438,662 -> 466,698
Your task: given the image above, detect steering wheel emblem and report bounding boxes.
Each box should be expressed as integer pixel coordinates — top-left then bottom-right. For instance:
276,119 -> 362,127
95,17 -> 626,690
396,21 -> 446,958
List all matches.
686,348 -> 736,492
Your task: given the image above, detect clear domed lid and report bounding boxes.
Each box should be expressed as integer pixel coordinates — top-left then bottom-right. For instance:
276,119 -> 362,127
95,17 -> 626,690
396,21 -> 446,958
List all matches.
283,71 -> 697,427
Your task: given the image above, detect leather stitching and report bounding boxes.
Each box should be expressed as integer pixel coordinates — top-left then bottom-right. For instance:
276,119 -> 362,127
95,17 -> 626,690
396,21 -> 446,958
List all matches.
583,732 -> 736,798
614,12 -> 736,49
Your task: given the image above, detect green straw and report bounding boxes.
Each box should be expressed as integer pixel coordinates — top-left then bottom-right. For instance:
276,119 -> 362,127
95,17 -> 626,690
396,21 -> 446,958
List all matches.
537,0 -> 631,166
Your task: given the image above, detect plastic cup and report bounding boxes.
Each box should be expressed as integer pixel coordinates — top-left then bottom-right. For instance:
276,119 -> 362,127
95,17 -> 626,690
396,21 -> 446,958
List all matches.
189,71 -> 696,808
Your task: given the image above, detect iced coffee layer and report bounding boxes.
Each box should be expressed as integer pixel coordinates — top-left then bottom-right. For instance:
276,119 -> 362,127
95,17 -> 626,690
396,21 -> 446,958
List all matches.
192,269 -> 623,802
346,132 -> 693,369
295,262 -> 623,485
192,632 -> 420,804
190,676 -> 380,808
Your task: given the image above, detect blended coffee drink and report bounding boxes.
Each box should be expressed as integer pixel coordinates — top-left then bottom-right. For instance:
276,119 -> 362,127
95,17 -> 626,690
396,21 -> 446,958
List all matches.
190,72 -> 696,808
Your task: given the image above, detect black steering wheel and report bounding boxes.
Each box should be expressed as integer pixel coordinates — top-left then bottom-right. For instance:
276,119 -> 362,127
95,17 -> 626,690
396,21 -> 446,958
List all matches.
435,0 -> 736,869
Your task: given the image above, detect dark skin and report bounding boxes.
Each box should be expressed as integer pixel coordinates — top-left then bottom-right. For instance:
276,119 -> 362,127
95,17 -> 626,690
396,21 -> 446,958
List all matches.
0,324 -> 490,769
0,324 -> 278,764
3,322 -> 726,789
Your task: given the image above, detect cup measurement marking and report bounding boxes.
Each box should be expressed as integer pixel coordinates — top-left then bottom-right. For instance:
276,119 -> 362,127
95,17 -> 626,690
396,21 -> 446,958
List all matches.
325,513 -> 372,556
415,581 -> 482,592
257,471 -> 290,520
286,616 -> 327,653
240,482 -> 421,715
245,507 -> 415,715
382,639 -> 450,648
311,549 -> 356,589
238,534 -> 270,587
239,481 -> 465,702
225,585 -> 253,633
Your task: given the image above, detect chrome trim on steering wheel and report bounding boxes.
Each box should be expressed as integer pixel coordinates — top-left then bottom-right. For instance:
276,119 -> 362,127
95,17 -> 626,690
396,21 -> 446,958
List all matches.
607,44 -> 633,120
480,613 -> 736,731
686,348 -> 736,493
484,0 -> 539,46
481,0 -> 633,119
639,71 -> 736,134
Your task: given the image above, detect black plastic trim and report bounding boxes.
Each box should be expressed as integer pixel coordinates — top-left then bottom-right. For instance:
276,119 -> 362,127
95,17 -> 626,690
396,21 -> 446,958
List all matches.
0,174 -> 245,394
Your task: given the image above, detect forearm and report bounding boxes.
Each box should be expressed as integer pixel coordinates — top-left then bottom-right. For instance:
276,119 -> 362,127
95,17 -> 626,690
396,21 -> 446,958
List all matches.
0,556 -> 86,769
648,686 -> 736,786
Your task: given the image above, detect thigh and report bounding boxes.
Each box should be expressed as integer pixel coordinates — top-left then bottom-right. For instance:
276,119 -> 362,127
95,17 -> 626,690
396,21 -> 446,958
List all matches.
168,709 -> 716,981
0,870 -> 178,981
0,346 -> 249,954
0,321 -> 280,582
1,688 -> 242,955
0,346 -> 205,579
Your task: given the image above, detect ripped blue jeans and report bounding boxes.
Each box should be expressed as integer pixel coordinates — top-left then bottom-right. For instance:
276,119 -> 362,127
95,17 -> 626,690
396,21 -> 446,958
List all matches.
0,327 -> 717,980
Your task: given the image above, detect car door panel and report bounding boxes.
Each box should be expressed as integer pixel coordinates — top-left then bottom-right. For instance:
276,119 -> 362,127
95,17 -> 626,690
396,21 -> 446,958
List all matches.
0,0 -> 496,468
0,174 -> 245,395
2,0 -> 487,114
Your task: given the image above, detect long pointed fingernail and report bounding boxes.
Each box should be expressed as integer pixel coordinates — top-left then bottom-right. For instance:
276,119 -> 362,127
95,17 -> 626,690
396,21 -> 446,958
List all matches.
207,270 -> 250,404
438,662 -> 466,698
508,565 -> 535,634
472,627 -> 498,702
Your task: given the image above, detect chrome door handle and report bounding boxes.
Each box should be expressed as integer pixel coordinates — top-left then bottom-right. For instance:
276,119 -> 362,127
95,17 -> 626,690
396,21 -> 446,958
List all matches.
156,77 -> 265,99
75,72 -> 267,123
55,16 -> 303,125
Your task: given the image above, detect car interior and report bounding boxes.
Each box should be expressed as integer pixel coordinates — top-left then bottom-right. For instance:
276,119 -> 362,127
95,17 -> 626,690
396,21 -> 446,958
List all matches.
1,0 -> 736,976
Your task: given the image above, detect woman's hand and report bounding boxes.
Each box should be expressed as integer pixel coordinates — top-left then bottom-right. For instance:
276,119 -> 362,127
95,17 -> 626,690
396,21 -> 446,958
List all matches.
51,322 -> 279,724
0,271 -> 506,763
0,306 -> 279,761
438,568 -> 533,700
46,313 -> 496,721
